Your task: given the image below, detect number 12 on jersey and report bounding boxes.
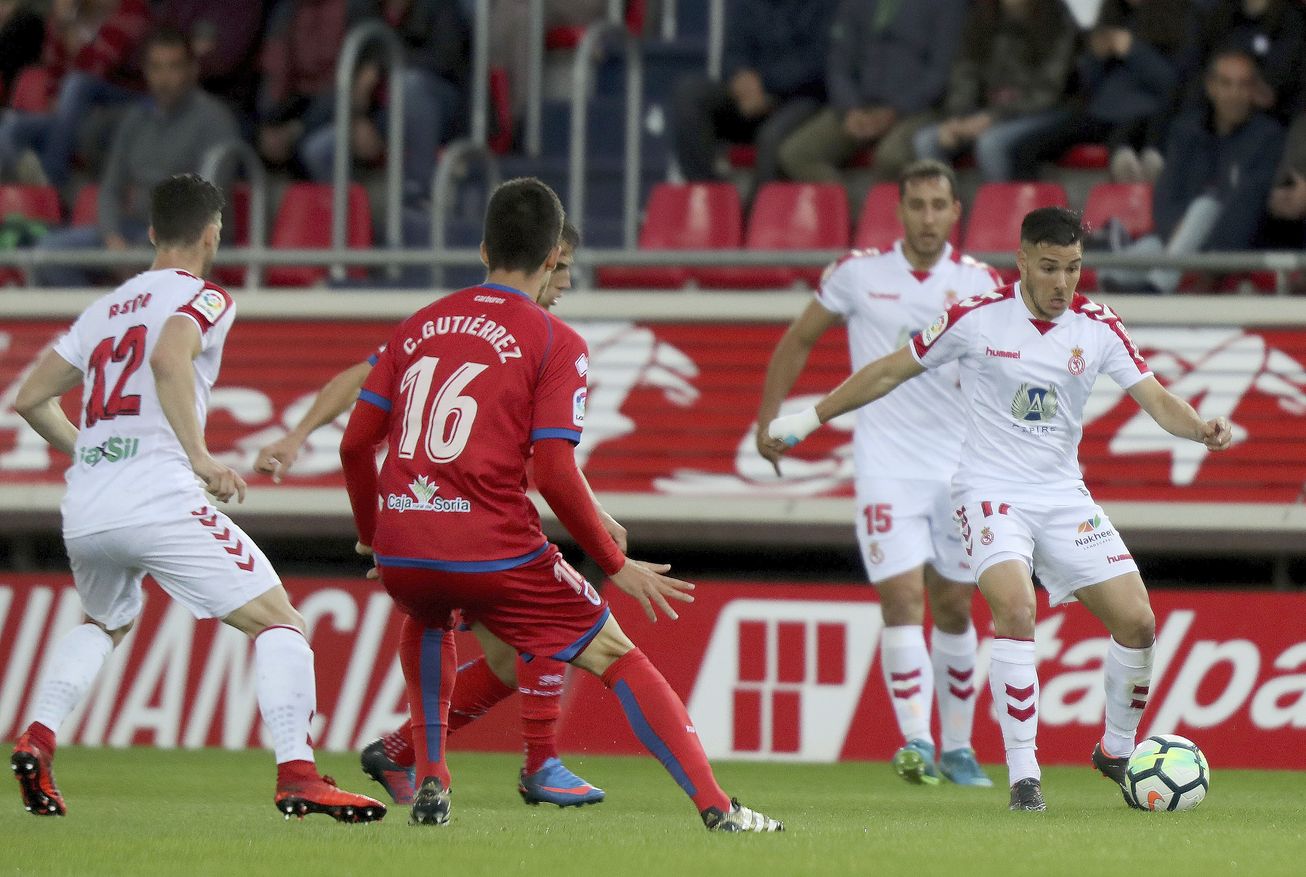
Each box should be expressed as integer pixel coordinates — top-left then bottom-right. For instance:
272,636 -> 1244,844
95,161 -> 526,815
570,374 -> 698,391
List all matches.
397,357 -> 488,463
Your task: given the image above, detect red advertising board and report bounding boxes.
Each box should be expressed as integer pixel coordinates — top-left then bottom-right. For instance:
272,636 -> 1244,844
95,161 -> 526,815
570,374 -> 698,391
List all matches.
3,319 -> 1305,504
2,574 -> 1303,770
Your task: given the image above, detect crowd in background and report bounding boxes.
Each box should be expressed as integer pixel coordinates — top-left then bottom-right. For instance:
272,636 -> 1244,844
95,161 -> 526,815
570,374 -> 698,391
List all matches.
0,0 -> 1303,289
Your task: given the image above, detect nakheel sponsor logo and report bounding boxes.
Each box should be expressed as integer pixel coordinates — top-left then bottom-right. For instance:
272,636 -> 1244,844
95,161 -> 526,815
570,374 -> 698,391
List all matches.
1073,515 -> 1116,547
80,436 -> 140,466
386,475 -> 471,514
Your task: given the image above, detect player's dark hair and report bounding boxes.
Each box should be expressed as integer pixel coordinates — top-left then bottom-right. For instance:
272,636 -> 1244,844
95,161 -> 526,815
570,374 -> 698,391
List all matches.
150,174 -> 224,247
144,27 -> 195,61
483,177 -> 564,272
560,221 -> 580,250
898,159 -> 958,201
1020,207 -> 1083,248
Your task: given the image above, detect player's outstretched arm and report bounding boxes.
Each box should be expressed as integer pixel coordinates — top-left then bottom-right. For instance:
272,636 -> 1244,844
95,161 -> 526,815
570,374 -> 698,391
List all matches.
255,360 -> 372,481
755,301 -> 842,475
1127,376 -> 1233,451
767,346 -> 925,451
151,315 -> 246,503
13,346 -> 83,456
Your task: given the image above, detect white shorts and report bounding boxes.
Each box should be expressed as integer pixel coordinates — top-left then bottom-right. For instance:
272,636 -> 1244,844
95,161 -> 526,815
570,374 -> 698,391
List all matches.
855,476 -> 972,583
953,489 -> 1138,606
65,504 -> 281,630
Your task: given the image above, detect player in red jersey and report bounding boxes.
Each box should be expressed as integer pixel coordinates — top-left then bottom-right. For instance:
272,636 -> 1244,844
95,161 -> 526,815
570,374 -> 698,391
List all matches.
10,174 -> 384,823
339,177 -> 782,831
255,224 -> 612,808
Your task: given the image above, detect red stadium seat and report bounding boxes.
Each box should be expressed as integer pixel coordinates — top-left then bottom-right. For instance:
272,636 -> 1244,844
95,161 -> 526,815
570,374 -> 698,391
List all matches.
598,182 -> 742,289
212,183 -> 252,287
265,183 -> 373,288
1057,143 -> 1109,170
10,67 -> 51,114
488,67 -> 514,155
963,182 -> 1069,282
0,184 -> 61,286
853,182 -> 962,252
71,184 -> 99,226
1083,182 -> 1153,238
699,182 -> 849,289
728,145 -> 875,170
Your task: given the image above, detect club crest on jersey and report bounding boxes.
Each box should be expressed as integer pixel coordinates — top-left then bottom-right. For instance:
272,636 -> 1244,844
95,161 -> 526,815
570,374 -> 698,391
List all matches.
867,541 -> 884,565
572,387 -> 587,427
920,313 -> 948,347
387,475 -> 471,514
1011,383 -> 1058,422
191,288 -> 228,323
980,527 -> 994,546
1068,346 -> 1086,375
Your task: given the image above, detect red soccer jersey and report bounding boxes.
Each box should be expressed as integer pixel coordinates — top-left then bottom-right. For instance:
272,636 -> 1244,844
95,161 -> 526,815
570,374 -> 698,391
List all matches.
350,282 -> 589,570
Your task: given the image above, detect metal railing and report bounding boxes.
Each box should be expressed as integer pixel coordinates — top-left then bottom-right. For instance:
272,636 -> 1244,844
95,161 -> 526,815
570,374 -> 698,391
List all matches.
332,22 -> 406,280
707,0 -> 725,80
197,140 -> 270,289
568,21 -> 643,249
470,0 -> 490,146
429,139 -> 502,286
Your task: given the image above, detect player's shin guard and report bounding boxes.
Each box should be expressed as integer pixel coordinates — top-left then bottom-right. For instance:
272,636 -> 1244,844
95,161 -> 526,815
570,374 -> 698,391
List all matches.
989,637 -> 1040,786
28,623 -> 113,737
880,625 -> 934,746
518,656 -> 564,774
449,655 -> 515,734
1102,638 -> 1153,758
931,626 -> 979,753
398,617 -> 455,790
255,626 -> 316,765
600,649 -> 730,814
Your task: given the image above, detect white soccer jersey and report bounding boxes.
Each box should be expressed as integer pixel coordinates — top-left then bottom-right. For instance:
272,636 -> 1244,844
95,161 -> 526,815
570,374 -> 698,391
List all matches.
817,241 -> 1001,479
52,269 -> 236,537
909,282 -> 1151,500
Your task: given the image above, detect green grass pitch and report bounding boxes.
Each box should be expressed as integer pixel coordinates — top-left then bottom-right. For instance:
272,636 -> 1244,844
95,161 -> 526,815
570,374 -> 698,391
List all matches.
1,748 -> 1303,876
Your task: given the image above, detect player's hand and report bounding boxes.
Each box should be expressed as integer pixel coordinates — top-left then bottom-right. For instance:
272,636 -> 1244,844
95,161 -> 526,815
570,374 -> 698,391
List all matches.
254,434 -> 303,482
193,455 -> 247,503
599,509 -> 628,553
755,424 -> 788,476
355,541 -> 379,580
1200,416 -> 1232,451
609,559 -> 695,623
767,407 -> 821,449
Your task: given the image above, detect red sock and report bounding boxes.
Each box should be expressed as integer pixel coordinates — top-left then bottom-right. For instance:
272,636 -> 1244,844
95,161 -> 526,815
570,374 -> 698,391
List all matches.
398,615 -> 456,789
381,721 -> 414,768
449,655 -> 515,733
518,656 -> 565,774
24,722 -> 56,756
601,649 -> 729,813
276,758 -> 317,786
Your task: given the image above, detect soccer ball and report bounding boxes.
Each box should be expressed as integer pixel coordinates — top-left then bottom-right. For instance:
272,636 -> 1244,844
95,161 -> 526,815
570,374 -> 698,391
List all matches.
1125,734 -> 1210,812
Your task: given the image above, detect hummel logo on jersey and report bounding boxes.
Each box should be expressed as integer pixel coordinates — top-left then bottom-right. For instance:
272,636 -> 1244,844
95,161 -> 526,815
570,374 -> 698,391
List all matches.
1011,383 -> 1058,422
986,346 -> 1021,359
387,476 -> 471,513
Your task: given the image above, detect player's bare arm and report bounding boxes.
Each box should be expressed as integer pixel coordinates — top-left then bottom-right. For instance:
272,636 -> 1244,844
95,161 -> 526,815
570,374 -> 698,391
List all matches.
151,314 -> 246,503
13,346 -> 83,456
1127,376 -> 1233,451
767,346 -> 925,450
255,359 -> 372,481
755,299 -> 842,474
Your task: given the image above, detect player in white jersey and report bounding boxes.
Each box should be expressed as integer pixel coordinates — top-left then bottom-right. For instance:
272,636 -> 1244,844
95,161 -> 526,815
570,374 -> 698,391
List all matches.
756,161 -> 999,788
10,174 -> 385,823
767,207 -> 1232,811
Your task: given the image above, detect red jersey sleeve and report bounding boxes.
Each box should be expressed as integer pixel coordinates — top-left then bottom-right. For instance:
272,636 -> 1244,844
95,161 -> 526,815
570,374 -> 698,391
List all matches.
175,281 -> 234,349
530,319 -> 588,445
340,346 -> 397,546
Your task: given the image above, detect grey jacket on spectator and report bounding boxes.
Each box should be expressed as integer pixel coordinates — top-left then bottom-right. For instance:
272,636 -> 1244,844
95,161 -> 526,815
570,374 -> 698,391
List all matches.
825,0 -> 967,115
723,0 -> 837,101
98,90 -> 240,237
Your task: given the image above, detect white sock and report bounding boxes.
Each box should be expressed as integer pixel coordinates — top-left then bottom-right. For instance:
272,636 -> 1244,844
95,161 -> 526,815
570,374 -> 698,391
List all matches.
1103,638 -> 1153,758
29,623 -> 114,734
255,626 -> 316,764
931,625 -> 979,753
880,625 -> 934,746
988,637 -> 1039,786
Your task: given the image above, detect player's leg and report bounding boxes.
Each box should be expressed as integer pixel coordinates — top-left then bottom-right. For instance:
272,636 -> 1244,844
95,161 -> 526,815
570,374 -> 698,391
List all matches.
394,612 -> 457,826
159,507 -> 384,822
924,566 -> 990,787
12,530 -> 140,816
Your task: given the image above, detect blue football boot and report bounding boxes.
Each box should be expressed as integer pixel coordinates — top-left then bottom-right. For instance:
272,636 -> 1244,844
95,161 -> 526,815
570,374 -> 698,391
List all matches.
518,757 -> 605,807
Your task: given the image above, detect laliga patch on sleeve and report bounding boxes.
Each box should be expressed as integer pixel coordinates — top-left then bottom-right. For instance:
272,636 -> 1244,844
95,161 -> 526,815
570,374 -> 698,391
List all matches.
572,387 -> 587,427
189,288 -> 230,325
920,312 -> 948,347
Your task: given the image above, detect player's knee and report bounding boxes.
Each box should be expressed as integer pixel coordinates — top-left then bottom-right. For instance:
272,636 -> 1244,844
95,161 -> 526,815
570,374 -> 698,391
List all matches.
1116,606 -> 1155,649
931,595 -> 971,635
989,599 -> 1036,639
106,620 -> 134,646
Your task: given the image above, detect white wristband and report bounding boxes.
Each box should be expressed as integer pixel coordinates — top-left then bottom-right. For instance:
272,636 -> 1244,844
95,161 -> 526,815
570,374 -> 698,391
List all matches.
767,406 -> 821,447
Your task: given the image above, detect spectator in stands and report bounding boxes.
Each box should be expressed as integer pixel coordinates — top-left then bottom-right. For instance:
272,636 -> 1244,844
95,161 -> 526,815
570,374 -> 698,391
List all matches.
255,0 -> 347,174
1262,112 -> 1306,247
1193,0 -> 1305,122
777,0 -> 968,184
33,29 -> 239,287
911,0 -> 1076,183
296,0 -> 471,204
670,0 -> 836,193
0,0 -> 150,188
490,1 -> 607,122
1010,0 -> 1198,184
0,1 -> 45,107
1100,48 -> 1284,293
149,1 -> 266,115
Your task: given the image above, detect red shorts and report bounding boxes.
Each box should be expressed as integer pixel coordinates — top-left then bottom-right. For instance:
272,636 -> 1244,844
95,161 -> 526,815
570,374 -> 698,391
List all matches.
377,544 -> 610,662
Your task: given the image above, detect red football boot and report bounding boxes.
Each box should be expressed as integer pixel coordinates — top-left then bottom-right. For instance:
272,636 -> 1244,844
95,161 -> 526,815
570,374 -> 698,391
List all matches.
12,731 -> 65,817
275,771 -> 387,823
